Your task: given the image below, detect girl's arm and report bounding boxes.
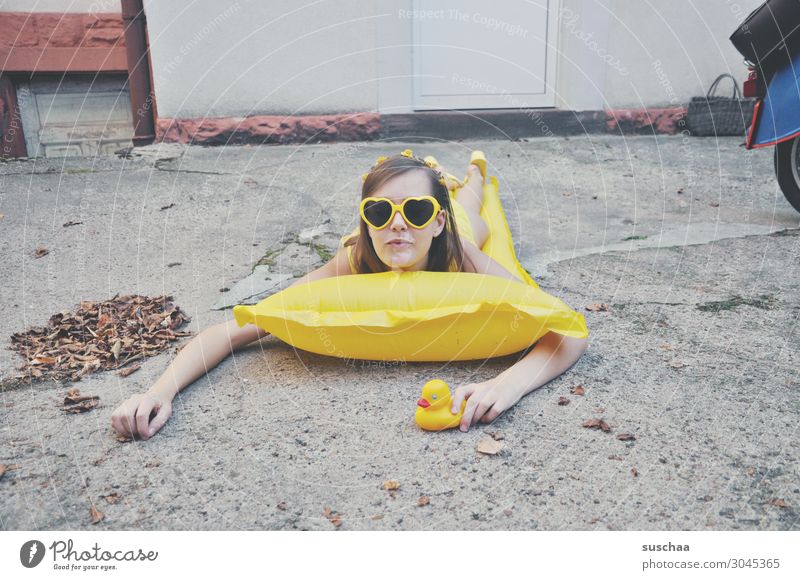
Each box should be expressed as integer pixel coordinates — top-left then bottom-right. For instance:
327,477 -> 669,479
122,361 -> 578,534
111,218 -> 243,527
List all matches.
461,238 -> 525,283
450,331 -> 588,431
110,246 -> 351,439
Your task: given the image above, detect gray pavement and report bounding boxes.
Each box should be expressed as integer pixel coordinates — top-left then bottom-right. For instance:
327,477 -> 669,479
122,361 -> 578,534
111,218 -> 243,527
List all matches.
0,135 -> 798,530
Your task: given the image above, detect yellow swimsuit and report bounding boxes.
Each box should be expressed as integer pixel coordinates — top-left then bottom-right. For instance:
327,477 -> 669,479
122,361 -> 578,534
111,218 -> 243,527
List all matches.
339,198 -> 476,274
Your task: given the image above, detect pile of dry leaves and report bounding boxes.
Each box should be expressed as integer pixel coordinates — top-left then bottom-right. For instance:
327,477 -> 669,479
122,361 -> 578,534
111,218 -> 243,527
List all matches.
8,294 -> 191,384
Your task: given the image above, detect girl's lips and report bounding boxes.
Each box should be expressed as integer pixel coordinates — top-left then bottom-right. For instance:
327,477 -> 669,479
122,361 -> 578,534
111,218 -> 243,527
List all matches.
387,240 -> 411,246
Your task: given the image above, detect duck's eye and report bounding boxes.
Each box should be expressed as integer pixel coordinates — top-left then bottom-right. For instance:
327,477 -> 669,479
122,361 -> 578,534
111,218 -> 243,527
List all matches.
432,394 -> 437,400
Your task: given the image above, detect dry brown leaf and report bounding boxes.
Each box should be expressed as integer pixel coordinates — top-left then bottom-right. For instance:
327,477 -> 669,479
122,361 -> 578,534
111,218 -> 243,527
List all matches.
594,407 -> 606,414
483,429 -> 504,440
111,340 -> 121,360
557,396 -> 570,406
89,505 -> 104,524
63,220 -> 82,227
104,493 -> 121,504
570,384 -> 585,396
617,433 -> 636,441
64,399 -> 99,413
769,498 -> 788,508
322,506 -> 342,528
585,303 -> 609,312
64,388 -> 98,405
631,468 -> 639,477
476,436 -> 504,455
117,364 -> 141,377
276,501 -> 288,511
669,360 -> 688,369
383,480 -> 400,491
417,495 -> 429,507
0,464 -> 8,479
63,388 -> 99,413
582,418 -> 611,432
562,191 -> 573,197
34,246 -> 49,258
9,294 -> 191,385
709,201 -> 720,207
503,508 -> 513,516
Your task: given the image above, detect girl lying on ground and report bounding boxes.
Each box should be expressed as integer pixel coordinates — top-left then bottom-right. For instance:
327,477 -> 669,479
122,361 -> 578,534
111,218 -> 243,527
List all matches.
110,152 -> 587,440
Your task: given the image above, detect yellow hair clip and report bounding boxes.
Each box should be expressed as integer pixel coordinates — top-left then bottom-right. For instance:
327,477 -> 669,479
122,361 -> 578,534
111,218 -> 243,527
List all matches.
400,149 -> 414,158
361,172 -> 369,182
375,155 -> 387,165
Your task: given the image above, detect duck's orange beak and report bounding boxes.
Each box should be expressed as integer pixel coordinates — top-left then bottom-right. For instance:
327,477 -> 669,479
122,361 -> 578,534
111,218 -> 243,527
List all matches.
416,397 -> 430,408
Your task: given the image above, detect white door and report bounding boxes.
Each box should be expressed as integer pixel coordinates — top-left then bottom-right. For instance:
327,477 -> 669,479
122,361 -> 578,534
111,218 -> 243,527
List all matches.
412,0 -> 559,110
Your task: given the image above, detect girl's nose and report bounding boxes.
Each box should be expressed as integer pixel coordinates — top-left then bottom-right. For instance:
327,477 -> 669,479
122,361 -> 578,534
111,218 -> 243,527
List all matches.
390,209 -> 408,229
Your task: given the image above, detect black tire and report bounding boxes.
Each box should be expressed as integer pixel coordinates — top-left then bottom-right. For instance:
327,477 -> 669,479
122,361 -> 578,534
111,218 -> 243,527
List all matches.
773,136 -> 800,213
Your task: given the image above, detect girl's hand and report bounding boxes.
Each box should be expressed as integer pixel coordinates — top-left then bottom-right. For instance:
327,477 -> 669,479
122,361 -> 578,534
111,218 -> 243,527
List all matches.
450,379 -> 522,432
110,390 -> 173,440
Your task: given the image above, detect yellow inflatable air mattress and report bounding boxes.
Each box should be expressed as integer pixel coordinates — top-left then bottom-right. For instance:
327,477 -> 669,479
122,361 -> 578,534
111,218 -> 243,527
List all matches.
233,175 -> 588,361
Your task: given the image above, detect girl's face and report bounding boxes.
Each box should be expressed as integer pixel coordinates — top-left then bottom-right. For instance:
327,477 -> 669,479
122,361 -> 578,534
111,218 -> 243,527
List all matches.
366,170 -> 446,272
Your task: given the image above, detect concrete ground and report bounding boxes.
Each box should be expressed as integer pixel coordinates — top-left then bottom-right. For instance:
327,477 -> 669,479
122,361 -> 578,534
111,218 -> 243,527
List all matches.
1,135 -> 798,531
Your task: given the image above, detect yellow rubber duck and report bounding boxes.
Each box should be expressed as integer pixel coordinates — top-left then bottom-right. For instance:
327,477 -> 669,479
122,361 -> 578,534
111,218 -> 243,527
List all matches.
415,379 -> 466,431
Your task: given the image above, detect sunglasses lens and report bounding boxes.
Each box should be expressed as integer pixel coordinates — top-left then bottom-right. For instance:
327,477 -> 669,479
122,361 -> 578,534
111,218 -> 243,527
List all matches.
403,198 -> 436,227
363,199 -> 392,228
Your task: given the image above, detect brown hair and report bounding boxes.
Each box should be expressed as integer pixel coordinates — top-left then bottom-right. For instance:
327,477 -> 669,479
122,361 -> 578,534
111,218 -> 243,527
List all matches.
344,154 -> 473,274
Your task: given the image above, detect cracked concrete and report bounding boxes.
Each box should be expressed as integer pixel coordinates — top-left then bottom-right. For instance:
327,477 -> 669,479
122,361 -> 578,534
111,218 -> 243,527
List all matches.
0,136 -> 798,531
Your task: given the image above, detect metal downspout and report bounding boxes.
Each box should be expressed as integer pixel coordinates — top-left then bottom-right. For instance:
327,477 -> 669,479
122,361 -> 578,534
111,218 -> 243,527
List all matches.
121,0 -> 155,146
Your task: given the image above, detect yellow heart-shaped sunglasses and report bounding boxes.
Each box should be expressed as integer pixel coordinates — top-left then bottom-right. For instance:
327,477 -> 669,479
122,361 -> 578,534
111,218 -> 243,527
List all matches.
359,196 -> 442,230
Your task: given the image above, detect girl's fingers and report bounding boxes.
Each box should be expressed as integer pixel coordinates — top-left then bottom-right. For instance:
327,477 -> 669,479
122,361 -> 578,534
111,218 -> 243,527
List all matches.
116,399 -> 139,436
460,389 -> 490,431
110,413 -> 122,436
469,395 -> 497,429
451,384 -> 476,414
147,403 -> 171,438
480,406 -> 503,424
135,398 -> 157,439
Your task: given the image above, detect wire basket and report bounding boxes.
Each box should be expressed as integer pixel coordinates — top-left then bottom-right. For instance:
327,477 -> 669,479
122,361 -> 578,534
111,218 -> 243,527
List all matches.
686,74 -> 757,136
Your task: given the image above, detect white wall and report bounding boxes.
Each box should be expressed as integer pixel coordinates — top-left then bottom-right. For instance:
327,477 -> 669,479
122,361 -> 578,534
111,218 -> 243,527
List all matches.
142,0 -> 765,118
602,0 -> 763,108
143,0 -> 379,118
0,0 -> 119,12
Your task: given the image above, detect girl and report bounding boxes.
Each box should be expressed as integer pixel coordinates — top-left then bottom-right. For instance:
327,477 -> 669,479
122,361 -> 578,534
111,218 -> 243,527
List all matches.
110,151 -> 587,440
